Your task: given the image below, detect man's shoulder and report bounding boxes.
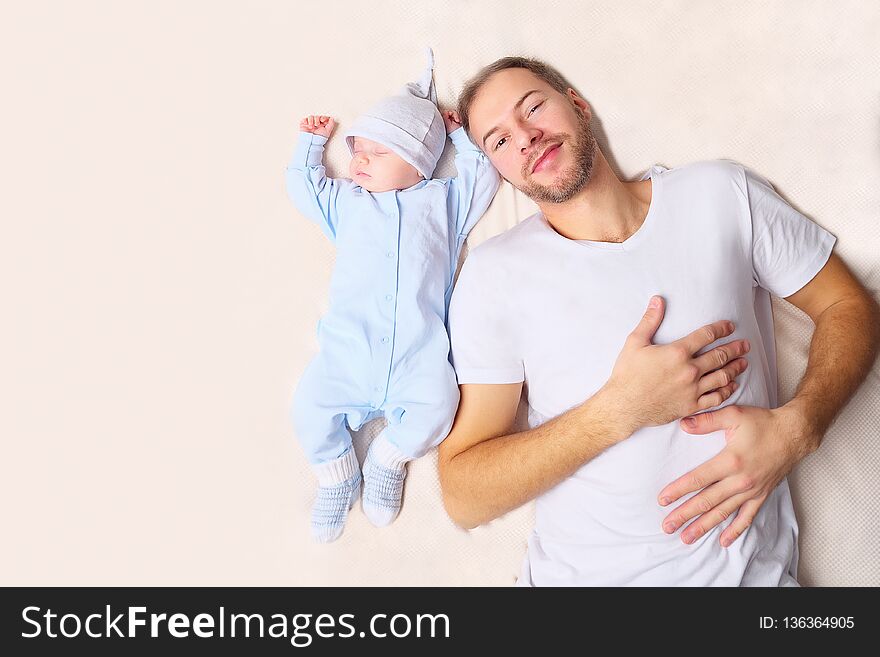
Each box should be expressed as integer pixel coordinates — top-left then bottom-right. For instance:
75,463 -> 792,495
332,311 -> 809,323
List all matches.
454,214 -> 544,294
466,213 -> 545,264
652,160 -> 757,210
659,159 -> 748,186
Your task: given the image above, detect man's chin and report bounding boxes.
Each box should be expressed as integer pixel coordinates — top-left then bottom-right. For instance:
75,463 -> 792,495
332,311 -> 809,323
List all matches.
518,169 -> 584,203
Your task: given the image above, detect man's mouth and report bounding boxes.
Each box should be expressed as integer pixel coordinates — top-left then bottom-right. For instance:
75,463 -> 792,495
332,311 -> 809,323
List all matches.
531,143 -> 561,173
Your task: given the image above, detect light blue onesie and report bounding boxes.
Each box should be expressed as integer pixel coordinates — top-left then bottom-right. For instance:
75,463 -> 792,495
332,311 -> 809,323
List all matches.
285,127 -> 501,465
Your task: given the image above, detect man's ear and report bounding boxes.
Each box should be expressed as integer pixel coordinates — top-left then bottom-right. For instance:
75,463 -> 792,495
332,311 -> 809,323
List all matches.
567,88 -> 591,119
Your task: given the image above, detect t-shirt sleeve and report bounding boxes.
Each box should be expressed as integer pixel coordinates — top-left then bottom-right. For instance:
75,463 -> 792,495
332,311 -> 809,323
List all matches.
448,252 -> 525,384
745,167 -> 837,298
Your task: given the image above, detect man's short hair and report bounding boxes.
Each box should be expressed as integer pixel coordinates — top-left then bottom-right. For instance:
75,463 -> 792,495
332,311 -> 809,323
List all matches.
457,56 -> 581,138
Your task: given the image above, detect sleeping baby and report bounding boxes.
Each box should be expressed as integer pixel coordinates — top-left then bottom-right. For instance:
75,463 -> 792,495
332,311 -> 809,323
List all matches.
284,48 -> 501,542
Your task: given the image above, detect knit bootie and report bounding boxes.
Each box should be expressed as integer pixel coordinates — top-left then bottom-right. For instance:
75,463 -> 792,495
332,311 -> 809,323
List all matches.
310,448 -> 361,543
362,435 -> 411,527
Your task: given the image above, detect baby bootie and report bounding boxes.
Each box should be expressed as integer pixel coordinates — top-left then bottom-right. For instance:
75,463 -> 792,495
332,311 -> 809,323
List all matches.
362,435 -> 411,527
310,448 -> 361,543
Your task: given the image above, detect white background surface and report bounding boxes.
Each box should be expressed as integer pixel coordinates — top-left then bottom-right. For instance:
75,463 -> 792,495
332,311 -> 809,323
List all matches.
2,0 -> 878,585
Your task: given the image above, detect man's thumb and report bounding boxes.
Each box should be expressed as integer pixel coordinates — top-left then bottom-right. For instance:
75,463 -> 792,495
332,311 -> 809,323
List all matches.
680,406 -> 739,435
629,295 -> 665,344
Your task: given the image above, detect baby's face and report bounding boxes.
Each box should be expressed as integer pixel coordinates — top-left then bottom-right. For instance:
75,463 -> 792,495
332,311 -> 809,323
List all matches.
348,137 -> 423,193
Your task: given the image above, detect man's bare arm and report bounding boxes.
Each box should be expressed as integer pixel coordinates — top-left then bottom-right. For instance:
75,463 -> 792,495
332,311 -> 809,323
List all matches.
439,296 -> 751,529
438,382 -> 632,529
781,252 -> 880,443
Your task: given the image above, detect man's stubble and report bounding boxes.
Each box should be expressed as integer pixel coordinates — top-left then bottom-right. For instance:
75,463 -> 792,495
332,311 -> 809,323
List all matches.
516,108 -> 597,204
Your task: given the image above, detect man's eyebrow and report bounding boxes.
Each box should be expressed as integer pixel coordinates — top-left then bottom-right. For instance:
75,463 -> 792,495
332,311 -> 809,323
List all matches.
481,89 -> 542,149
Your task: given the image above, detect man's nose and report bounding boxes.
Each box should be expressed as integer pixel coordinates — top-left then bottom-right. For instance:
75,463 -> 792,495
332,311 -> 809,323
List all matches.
517,127 -> 543,154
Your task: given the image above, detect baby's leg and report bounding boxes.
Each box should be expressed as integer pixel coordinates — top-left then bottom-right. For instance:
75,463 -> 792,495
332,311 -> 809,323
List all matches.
291,360 -> 366,543
362,373 -> 460,527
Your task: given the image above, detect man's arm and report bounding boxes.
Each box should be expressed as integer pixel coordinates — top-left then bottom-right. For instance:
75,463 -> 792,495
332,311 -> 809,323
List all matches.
778,252 -> 880,440
657,252 -> 880,547
440,382 -> 629,529
440,296 -> 752,529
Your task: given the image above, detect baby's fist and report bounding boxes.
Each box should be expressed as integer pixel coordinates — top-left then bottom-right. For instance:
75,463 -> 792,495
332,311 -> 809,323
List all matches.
443,110 -> 462,134
300,115 -> 336,138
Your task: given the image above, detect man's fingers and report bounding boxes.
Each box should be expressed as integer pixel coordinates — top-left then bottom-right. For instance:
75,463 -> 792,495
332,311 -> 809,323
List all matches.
661,478 -> 744,535
657,452 -> 732,507
678,320 -> 735,355
628,295 -> 665,345
679,405 -> 742,435
718,497 -> 763,547
679,490 -> 754,544
695,381 -> 738,410
693,340 -> 750,376
697,357 -> 748,395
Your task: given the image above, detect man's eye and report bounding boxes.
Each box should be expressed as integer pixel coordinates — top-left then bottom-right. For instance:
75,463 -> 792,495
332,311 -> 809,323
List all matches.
493,102 -> 543,150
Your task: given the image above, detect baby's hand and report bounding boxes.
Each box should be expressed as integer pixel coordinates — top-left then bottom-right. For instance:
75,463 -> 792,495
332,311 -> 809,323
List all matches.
300,115 -> 336,138
442,110 -> 462,135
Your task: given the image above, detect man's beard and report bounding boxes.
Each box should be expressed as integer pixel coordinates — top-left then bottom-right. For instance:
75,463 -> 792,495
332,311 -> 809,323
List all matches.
516,111 -> 596,204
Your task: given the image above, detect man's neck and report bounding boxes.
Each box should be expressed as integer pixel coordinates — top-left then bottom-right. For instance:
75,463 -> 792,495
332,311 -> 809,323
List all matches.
538,149 -> 653,243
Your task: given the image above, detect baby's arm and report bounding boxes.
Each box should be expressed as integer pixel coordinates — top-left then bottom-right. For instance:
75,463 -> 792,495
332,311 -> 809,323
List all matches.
284,115 -> 349,242
443,110 -> 502,237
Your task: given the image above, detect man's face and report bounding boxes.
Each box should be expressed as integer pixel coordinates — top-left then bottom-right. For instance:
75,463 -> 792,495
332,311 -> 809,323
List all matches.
467,68 -> 597,204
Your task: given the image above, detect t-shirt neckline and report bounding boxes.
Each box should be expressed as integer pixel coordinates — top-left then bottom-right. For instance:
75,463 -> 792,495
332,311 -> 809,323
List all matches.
538,166 -> 663,252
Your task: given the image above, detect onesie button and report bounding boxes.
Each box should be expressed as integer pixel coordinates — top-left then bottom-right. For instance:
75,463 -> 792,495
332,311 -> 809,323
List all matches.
386,251 -> 394,258
381,336 -> 389,343
385,294 -> 393,301
374,386 -> 382,392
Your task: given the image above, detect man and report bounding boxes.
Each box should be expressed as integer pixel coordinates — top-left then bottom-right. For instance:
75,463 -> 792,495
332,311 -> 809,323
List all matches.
439,57 -> 880,586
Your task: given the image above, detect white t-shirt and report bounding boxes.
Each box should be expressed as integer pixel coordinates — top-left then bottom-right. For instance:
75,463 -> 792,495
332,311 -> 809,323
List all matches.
448,160 -> 836,586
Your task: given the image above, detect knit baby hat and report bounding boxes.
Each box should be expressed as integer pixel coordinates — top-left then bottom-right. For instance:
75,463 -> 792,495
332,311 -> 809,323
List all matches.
343,47 -> 446,179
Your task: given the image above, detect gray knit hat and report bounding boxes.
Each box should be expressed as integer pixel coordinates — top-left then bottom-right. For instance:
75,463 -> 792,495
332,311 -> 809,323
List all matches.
344,47 -> 445,179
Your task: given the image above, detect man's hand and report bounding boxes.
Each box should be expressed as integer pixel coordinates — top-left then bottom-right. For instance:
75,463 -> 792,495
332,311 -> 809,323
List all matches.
657,404 -> 819,547
603,296 -> 751,432
443,110 -> 462,135
300,114 -> 336,138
